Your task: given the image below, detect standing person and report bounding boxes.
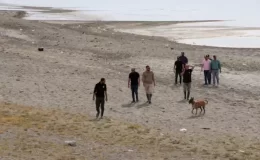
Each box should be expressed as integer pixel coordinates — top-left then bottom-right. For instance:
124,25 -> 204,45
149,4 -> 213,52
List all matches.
142,65 -> 155,104
179,52 -> 188,65
174,56 -> 184,85
128,68 -> 140,103
93,78 -> 107,119
210,55 -> 221,86
201,55 -> 211,85
182,64 -> 195,100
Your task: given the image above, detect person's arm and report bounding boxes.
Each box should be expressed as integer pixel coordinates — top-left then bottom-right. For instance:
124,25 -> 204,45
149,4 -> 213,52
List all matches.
191,65 -> 195,70
93,85 -> 97,100
152,72 -> 156,86
105,85 -> 108,101
142,73 -> 145,83
181,68 -> 185,75
138,74 -> 140,86
186,57 -> 188,64
128,78 -> 130,88
128,74 -> 131,88
174,62 -> 176,71
218,61 -> 221,73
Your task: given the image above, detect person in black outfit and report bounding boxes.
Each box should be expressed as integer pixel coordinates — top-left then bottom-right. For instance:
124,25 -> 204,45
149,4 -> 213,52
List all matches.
128,68 -> 140,102
181,64 -> 195,100
179,52 -> 188,65
174,56 -> 184,85
93,78 -> 107,119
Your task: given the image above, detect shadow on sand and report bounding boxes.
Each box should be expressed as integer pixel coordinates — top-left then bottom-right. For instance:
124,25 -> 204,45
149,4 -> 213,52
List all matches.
187,114 -> 205,119
177,99 -> 188,103
136,102 -> 150,109
121,103 -> 135,108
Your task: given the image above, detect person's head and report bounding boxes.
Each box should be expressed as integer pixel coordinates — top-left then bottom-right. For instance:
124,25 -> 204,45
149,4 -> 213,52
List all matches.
146,65 -> 150,71
205,54 -> 209,60
177,56 -> 180,60
100,78 -> 106,84
181,52 -> 185,56
131,68 -> 135,72
213,55 -> 217,60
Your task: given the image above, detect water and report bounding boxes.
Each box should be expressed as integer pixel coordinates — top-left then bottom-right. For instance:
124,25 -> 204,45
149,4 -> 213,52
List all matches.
1,0 -> 260,48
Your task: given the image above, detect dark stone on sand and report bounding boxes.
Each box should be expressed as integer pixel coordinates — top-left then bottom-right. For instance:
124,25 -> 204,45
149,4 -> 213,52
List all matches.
38,47 -> 44,51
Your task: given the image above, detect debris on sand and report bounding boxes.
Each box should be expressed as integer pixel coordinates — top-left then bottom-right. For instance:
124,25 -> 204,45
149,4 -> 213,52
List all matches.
180,128 -> 187,132
38,47 -> 44,51
65,140 -> 76,147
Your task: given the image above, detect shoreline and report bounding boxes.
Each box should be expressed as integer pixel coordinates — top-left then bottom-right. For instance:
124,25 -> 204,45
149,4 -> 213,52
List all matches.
2,3 -> 260,49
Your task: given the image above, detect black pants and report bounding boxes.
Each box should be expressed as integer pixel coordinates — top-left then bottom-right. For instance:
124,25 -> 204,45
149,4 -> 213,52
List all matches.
131,85 -> 138,102
175,70 -> 182,84
96,97 -> 105,118
204,70 -> 211,85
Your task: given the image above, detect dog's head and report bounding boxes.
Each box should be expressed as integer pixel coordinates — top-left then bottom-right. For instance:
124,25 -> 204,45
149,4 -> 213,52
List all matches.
188,97 -> 194,104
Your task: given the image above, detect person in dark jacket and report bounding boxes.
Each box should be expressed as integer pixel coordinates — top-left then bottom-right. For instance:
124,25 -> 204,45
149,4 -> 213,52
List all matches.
179,52 -> 188,64
128,68 -> 140,102
174,56 -> 184,84
93,78 -> 107,119
181,64 -> 195,100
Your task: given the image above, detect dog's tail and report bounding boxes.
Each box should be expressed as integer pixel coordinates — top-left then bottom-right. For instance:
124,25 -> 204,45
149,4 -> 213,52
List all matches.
204,100 -> 208,104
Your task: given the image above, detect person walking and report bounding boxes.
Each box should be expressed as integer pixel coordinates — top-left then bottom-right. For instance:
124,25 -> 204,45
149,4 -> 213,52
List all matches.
179,52 -> 188,65
210,55 -> 221,86
142,65 -> 155,104
201,55 -> 211,85
182,64 -> 195,100
93,78 -> 107,119
128,68 -> 140,103
174,56 -> 184,85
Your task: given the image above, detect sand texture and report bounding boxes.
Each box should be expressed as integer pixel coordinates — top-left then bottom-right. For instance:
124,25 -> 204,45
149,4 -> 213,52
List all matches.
0,11 -> 259,160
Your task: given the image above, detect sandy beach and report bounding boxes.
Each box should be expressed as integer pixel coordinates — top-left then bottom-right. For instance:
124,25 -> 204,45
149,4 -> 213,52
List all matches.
0,10 -> 260,160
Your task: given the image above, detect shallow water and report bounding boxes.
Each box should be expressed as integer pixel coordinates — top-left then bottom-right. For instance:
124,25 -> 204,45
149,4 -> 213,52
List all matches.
1,0 -> 260,48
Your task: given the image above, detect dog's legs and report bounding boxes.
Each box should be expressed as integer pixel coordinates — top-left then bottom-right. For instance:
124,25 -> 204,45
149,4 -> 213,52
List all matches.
200,107 -> 203,114
195,108 -> 198,115
192,108 -> 194,114
203,106 -> 206,114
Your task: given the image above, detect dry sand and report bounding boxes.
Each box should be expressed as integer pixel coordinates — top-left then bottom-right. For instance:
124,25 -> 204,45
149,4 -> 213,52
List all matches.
0,10 -> 259,160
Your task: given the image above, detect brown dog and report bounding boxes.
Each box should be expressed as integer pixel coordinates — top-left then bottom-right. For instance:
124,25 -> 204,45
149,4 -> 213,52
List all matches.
188,97 -> 208,115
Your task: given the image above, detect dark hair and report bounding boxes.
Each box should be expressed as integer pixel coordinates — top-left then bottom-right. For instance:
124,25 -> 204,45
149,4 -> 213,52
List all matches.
146,65 -> 150,68
100,78 -> 105,81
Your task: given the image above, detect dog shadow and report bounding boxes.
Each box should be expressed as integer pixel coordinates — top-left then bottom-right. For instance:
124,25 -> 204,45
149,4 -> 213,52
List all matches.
136,102 -> 149,109
188,114 -> 205,119
121,103 -> 135,108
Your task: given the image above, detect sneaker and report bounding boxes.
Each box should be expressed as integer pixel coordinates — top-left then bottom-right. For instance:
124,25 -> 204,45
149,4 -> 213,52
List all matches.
131,101 -> 135,103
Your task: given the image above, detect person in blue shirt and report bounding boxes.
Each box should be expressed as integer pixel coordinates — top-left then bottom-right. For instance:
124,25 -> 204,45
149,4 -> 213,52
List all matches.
210,55 -> 221,86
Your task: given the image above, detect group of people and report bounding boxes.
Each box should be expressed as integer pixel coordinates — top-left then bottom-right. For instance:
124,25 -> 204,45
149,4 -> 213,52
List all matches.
92,52 -> 221,119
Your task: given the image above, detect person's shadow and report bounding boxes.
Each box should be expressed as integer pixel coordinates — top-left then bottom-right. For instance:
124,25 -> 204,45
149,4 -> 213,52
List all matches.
136,102 -> 149,109
177,99 -> 187,103
121,103 -> 135,108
